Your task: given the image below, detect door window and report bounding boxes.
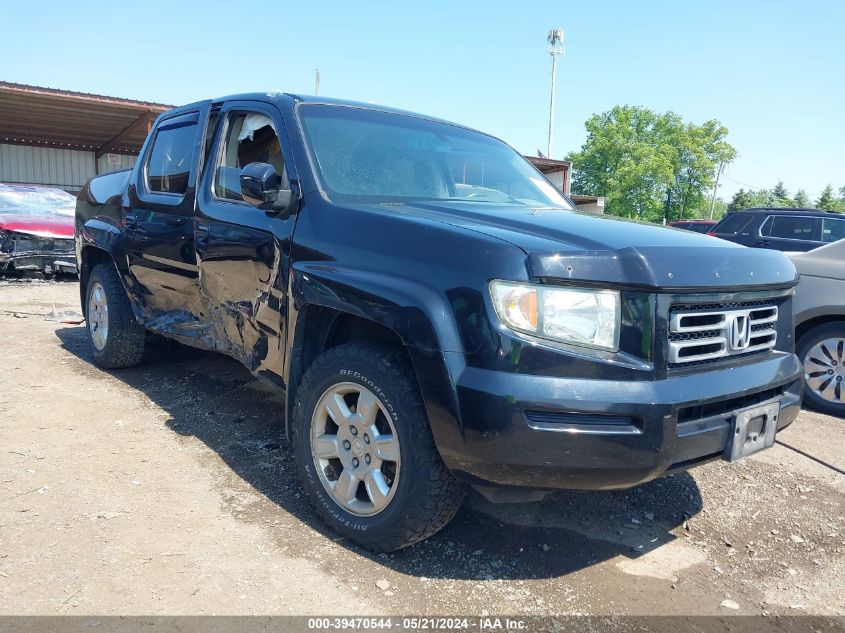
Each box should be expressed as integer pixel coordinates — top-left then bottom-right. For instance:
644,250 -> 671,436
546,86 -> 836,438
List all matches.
767,216 -> 818,241
214,112 -> 288,202
146,118 -> 197,195
821,217 -> 845,243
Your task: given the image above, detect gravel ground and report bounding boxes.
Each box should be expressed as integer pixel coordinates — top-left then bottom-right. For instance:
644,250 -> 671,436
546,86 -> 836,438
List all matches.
0,279 -> 842,618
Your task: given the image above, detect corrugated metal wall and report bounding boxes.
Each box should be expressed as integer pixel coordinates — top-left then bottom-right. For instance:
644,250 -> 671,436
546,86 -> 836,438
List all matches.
96,152 -> 137,175
545,169 -> 565,193
0,143 -> 136,193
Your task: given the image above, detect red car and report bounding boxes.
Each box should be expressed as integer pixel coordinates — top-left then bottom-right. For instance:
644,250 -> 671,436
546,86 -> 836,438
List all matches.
668,219 -> 718,234
0,183 -> 77,276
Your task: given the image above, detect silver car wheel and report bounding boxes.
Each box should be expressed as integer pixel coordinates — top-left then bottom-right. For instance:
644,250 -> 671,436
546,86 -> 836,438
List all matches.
87,282 -> 109,351
311,382 -> 401,517
804,337 -> 845,403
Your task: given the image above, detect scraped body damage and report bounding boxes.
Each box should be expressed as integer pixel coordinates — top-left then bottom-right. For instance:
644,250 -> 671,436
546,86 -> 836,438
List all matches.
77,167 -> 290,389
108,234 -> 287,388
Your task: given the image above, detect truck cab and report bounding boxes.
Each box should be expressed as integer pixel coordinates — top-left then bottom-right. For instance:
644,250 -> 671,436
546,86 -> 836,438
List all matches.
76,93 -> 803,552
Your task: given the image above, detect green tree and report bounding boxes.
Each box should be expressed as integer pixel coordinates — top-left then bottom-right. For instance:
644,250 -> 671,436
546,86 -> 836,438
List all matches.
569,106 -> 675,220
710,198 -> 728,220
726,188 -> 769,212
568,106 -> 736,222
666,119 -> 736,220
771,181 -> 794,207
793,189 -> 810,208
816,184 -> 844,212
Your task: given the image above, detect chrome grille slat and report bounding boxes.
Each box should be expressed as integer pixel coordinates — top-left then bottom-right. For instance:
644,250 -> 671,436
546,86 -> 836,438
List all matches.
668,303 -> 778,366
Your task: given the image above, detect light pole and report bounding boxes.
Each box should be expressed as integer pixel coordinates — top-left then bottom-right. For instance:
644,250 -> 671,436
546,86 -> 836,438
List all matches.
547,28 -> 565,159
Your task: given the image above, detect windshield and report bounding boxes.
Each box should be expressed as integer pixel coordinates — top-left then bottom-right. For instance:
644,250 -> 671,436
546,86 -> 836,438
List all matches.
299,104 -> 573,209
0,184 -> 76,218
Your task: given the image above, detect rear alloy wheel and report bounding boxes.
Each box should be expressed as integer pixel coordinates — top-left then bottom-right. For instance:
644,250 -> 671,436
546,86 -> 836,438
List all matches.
84,263 -> 145,369
88,281 -> 109,351
797,322 -> 845,418
292,341 -> 465,551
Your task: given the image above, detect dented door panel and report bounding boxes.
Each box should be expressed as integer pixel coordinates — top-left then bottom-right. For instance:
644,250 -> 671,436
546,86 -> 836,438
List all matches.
193,100 -> 298,387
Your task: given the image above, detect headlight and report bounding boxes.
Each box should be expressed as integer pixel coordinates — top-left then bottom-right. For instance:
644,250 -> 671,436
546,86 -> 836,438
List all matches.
489,280 -> 620,351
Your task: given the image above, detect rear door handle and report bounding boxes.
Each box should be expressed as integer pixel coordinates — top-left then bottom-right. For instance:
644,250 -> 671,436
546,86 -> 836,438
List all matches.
161,215 -> 187,226
124,213 -> 137,230
196,223 -> 210,249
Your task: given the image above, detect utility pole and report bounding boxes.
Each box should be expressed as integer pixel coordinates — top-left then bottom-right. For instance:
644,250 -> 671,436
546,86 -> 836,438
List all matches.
547,28 -> 565,159
708,161 -> 725,219
315,69 -> 320,96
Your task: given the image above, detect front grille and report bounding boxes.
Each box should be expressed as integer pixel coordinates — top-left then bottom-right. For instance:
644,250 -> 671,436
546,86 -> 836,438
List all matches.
668,301 -> 778,367
677,383 -> 789,424
1,234 -> 74,254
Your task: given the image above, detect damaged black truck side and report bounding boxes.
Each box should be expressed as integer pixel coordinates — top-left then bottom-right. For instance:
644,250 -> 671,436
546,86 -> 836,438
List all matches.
76,93 -> 803,551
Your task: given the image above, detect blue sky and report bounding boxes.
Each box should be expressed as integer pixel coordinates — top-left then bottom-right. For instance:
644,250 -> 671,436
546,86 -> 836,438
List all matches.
3,0 -> 843,201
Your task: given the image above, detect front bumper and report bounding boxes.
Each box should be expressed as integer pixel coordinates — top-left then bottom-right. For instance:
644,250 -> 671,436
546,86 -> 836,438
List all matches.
444,352 -> 802,491
0,252 -> 77,275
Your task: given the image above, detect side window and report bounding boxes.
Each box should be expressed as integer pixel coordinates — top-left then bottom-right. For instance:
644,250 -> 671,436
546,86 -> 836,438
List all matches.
146,119 -> 197,195
768,216 -> 818,241
714,213 -> 753,236
822,217 -> 845,243
214,112 -> 288,202
759,216 -> 772,236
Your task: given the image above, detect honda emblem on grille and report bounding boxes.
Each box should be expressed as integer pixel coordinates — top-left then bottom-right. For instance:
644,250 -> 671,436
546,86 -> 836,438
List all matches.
728,313 -> 751,350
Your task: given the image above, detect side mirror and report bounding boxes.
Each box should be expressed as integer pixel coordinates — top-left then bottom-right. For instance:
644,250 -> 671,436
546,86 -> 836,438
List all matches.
240,162 -> 279,208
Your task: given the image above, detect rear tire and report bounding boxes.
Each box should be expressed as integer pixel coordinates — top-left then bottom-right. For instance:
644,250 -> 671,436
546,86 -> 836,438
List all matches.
84,263 -> 145,369
797,322 -> 845,418
292,341 -> 465,551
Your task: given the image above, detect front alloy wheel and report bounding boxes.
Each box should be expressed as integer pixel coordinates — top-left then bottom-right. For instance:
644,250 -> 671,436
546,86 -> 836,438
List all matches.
292,341 -> 465,551
311,383 -> 400,516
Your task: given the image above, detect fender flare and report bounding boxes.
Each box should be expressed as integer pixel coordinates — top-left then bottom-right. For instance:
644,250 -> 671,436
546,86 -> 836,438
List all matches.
80,217 -> 124,262
78,218 -> 139,318
284,262 -> 468,452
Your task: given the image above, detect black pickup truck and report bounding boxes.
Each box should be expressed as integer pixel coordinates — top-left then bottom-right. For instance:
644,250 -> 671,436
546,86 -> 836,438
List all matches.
76,93 -> 803,551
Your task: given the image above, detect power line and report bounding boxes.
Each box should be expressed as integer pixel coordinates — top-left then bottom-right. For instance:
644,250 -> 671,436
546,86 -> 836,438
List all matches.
721,173 -> 828,200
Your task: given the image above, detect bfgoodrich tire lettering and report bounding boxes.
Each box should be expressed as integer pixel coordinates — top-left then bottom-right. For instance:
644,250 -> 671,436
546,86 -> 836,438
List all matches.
292,341 -> 465,551
84,262 -> 145,369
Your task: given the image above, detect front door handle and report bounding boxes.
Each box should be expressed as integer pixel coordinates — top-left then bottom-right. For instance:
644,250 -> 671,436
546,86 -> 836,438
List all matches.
124,213 -> 137,230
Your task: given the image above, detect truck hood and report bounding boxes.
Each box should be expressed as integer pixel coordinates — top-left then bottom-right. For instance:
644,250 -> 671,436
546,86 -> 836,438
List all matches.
385,201 -> 799,291
0,216 -> 74,239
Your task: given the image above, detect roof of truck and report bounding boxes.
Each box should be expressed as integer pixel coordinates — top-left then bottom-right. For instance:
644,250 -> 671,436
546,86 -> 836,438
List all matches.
208,92 -> 481,132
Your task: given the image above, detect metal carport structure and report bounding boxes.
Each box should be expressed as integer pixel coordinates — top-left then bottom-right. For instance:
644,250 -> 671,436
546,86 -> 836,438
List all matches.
0,82 -> 172,192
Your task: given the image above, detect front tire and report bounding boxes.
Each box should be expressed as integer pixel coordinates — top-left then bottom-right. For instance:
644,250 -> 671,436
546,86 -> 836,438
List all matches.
85,263 -> 145,369
797,322 -> 845,418
292,342 -> 465,551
